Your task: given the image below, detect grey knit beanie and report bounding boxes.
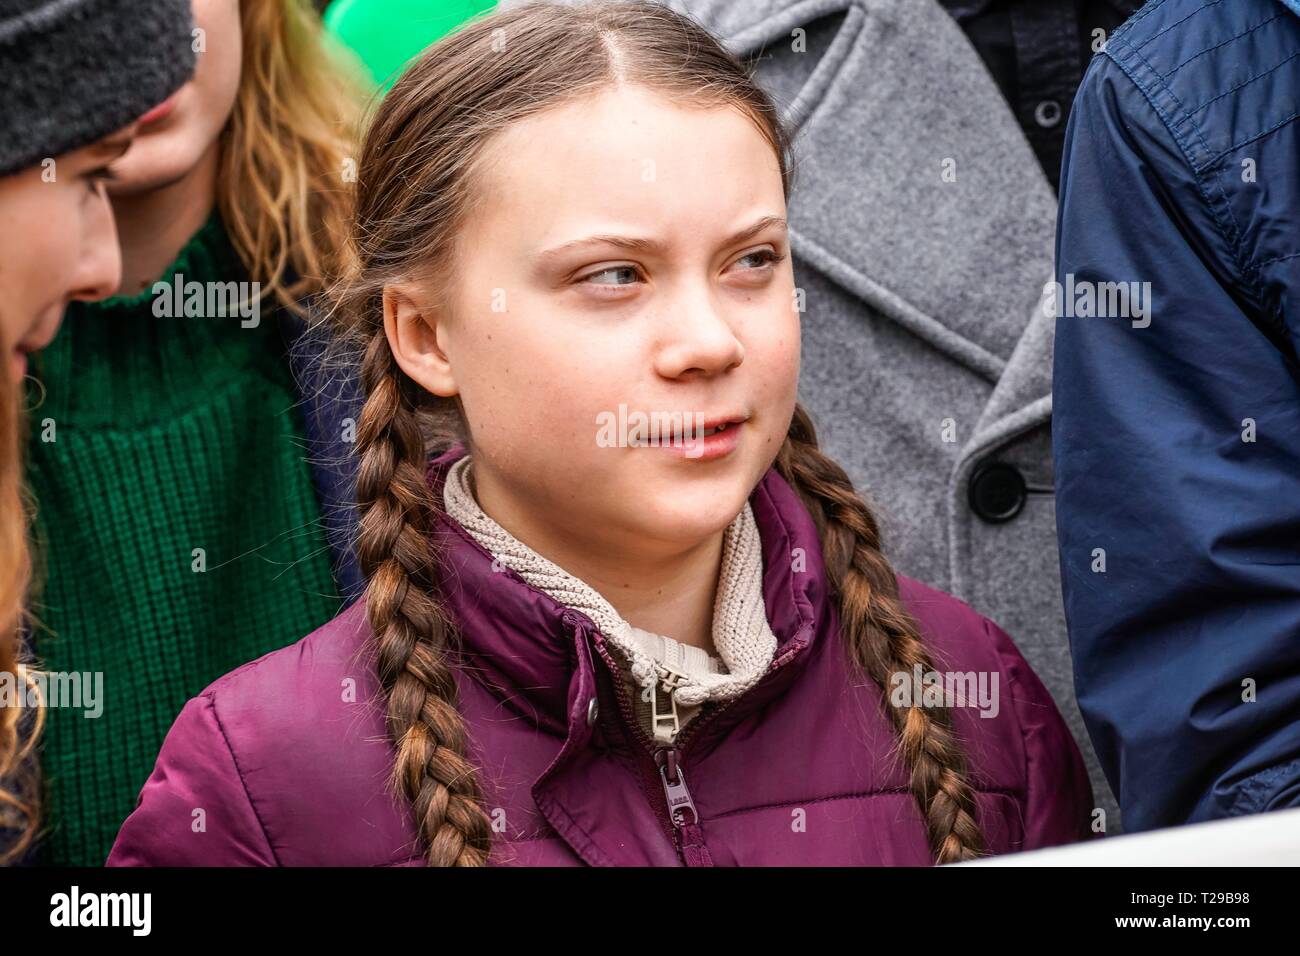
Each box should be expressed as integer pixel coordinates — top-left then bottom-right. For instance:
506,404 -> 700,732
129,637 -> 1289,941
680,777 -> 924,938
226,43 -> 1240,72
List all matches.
0,0 -> 196,177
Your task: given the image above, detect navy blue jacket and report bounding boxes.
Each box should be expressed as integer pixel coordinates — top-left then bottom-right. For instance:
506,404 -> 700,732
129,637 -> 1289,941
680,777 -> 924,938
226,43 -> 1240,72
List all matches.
1054,0 -> 1300,831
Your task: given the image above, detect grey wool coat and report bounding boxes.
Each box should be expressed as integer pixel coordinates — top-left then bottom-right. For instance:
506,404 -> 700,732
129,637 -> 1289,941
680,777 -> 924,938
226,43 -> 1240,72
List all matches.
504,0 -> 1117,833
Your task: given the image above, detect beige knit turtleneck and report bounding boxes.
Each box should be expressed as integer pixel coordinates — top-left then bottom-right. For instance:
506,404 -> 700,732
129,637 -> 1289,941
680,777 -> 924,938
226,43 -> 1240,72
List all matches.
441,455 -> 778,745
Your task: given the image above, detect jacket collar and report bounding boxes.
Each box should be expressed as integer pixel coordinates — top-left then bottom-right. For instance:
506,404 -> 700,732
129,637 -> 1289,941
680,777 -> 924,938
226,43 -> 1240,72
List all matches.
425,443 -> 832,740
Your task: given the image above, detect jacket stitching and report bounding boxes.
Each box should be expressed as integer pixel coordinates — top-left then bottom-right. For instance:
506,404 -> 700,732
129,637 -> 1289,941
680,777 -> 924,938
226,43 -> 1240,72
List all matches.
1209,107 -> 1300,173
1249,250 -> 1300,270
704,784 -> 1023,823
532,789 -> 617,867
1184,48 -> 1300,116
1116,0 -> 1173,42
1164,11 -> 1283,78
206,694 -> 282,866
1225,753 -> 1300,815
1107,39 -> 1259,304
1134,0 -> 1220,50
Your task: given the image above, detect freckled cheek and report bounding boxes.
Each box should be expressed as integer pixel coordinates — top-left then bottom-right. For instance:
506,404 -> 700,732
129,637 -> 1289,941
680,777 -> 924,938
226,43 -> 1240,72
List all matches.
742,318 -> 799,456
461,364 -> 604,466
747,314 -> 801,399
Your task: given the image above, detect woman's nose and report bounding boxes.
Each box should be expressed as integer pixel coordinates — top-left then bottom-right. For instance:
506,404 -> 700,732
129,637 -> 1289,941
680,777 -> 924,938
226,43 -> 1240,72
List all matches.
69,186 -> 123,303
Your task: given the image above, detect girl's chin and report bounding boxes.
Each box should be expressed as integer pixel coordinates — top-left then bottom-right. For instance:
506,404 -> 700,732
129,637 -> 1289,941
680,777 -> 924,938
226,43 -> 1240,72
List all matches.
621,487 -> 750,536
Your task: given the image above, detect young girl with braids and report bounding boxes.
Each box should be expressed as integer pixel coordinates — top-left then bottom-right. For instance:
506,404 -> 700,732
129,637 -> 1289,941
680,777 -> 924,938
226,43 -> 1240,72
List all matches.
108,0 -> 1092,867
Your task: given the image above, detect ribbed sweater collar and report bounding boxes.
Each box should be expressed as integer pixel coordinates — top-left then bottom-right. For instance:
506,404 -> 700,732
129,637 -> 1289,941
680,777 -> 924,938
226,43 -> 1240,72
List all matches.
440,454 -> 778,707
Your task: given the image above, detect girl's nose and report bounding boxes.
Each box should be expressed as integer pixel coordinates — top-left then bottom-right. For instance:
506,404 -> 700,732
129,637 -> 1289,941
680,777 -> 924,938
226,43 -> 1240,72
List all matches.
653,296 -> 745,380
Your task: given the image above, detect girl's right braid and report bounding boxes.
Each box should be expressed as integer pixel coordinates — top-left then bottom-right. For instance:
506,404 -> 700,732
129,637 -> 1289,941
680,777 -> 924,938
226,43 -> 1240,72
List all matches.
354,333 -> 494,866
776,404 -> 986,864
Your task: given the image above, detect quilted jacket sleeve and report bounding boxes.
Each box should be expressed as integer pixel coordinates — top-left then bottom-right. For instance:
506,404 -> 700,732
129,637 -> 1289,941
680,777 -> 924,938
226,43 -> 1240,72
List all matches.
984,616 -> 1096,849
106,694 -> 278,866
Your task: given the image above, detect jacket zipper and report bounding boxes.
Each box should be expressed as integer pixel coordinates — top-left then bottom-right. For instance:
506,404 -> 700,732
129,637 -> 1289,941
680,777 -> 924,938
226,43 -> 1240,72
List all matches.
654,745 -> 713,866
588,636 -> 699,860
584,622 -> 808,866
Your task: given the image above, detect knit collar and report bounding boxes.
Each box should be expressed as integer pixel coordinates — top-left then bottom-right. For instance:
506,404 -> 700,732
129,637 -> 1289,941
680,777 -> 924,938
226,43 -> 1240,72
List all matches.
426,444 -> 831,740
441,454 -> 778,707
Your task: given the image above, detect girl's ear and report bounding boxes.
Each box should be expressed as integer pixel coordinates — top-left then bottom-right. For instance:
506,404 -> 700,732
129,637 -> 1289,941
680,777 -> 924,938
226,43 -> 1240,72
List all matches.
383,282 -> 459,398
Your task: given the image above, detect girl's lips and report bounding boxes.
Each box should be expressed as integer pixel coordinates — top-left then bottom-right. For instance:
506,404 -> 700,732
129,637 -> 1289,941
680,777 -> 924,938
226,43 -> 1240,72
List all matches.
653,420 -> 744,461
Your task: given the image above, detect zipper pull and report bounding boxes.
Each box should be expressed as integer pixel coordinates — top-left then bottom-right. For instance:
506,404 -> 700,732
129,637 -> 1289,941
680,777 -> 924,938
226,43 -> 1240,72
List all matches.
655,747 -> 698,827
655,747 -> 715,866
644,663 -> 688,743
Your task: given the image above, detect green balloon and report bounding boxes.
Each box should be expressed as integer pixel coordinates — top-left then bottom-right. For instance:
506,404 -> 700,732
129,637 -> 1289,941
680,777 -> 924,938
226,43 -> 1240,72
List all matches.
325,0 -> 497,92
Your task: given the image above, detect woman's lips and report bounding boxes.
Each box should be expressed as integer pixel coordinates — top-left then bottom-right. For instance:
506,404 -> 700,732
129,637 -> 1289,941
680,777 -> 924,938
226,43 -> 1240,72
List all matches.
10,316 -> 61,381
138,88 -> 182,126
10,346 -> 31,382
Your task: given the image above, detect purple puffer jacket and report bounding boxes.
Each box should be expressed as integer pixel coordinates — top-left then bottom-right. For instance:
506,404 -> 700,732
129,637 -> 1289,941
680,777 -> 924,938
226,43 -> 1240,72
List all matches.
107,444 -> 1093,866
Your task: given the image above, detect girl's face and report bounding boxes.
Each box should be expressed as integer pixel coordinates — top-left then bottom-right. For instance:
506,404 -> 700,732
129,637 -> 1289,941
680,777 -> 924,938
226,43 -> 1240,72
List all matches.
104,0 -> 242,194
0,129 -> 134,381
389,84 -> 800,556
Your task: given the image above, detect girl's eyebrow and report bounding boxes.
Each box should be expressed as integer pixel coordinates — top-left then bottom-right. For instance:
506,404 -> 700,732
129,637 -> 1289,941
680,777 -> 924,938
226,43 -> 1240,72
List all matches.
534,214 -> 787,264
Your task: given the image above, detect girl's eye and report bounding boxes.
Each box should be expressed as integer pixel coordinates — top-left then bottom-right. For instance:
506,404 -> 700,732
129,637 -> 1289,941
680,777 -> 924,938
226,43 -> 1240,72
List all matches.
575,249 -> 785,291
733,248 -> 786,271
580,264 -> 642,287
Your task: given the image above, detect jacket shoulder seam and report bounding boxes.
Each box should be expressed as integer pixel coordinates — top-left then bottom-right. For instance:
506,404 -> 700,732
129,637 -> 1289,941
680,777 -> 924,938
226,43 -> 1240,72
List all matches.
1102,35 -> 1260,304
1118,0 -> 1199,50
204,692 -> 282,866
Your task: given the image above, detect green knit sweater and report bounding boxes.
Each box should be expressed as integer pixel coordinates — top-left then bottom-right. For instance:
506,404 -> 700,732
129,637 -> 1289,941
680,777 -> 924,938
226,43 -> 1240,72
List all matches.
25,214 -> 343,866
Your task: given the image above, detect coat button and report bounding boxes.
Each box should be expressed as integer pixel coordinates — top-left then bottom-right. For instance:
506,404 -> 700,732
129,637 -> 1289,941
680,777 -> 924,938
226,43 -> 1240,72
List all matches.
968,462 -> 1027,523
1034,99 -> 1062,128
586,697 -> 599,727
